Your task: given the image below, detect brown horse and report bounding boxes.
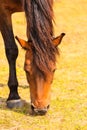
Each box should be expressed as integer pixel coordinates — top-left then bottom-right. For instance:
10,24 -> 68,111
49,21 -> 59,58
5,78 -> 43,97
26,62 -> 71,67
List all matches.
0,0 -> 65,115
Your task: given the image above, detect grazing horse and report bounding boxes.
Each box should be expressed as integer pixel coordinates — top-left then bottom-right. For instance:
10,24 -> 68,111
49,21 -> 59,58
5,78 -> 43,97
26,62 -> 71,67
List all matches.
0,0 -> 65,115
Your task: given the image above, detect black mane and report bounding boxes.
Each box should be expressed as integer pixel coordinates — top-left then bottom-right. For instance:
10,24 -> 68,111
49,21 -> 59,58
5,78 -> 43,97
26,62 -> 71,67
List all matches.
24,0 -> 58,73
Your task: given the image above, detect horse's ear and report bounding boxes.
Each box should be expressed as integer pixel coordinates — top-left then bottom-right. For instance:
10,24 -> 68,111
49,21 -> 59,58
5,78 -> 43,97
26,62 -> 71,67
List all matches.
53,33 -> 65,47
15,36 -> 30,50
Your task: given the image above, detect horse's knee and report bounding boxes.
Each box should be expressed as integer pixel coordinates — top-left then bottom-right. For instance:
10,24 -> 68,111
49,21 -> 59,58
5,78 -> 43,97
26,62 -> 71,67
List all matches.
5,47 -> 18,63
5,47 -> 19,90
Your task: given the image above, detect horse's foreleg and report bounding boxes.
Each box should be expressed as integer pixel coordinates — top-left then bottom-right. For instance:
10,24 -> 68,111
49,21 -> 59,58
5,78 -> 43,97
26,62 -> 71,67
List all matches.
0,14 -> 24,108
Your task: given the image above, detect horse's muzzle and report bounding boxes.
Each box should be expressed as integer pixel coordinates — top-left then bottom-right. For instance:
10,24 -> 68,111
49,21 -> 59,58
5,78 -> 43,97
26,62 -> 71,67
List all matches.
31,104 -> 50,115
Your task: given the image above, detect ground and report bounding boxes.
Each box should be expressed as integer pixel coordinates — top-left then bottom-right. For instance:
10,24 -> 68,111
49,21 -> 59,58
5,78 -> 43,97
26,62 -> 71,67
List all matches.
0,0 -> 87,130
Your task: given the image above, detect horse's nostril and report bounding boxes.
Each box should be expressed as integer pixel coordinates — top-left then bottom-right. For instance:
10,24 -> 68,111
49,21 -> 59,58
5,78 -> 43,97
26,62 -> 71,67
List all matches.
47,105 -> 50,109
31,104 -> 34,111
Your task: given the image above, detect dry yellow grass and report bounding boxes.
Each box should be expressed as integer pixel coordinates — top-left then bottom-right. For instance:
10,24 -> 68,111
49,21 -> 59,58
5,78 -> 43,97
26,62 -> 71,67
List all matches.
0,0 -> 87,130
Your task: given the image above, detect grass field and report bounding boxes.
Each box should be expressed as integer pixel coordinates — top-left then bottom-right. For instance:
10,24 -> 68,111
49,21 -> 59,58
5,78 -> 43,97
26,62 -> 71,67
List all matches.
0,0 -> 87,130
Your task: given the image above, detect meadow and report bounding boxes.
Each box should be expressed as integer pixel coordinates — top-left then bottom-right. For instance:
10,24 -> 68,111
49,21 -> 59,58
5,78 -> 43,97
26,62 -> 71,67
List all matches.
0,0 -> 87,129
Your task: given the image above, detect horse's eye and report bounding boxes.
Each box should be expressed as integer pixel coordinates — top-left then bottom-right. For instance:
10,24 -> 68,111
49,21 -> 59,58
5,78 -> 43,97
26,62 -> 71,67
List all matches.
52,69 -> 56,73
25,69 -> 29,74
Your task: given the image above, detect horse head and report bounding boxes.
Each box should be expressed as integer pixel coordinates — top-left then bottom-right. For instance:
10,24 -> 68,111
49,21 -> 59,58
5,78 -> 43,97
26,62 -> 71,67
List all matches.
15,33 -> 65,115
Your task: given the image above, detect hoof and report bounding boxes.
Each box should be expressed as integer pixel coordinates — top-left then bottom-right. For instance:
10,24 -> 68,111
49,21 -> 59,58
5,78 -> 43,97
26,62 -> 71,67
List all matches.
6,99 -> 25,109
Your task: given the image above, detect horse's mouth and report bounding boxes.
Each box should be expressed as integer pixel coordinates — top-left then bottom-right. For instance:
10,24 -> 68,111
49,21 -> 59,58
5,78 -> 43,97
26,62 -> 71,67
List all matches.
31,103 -> 50,116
